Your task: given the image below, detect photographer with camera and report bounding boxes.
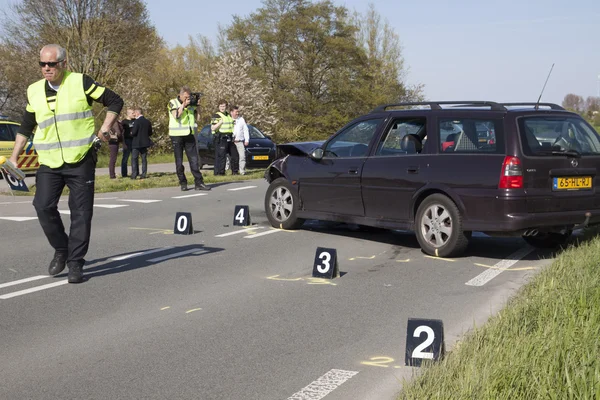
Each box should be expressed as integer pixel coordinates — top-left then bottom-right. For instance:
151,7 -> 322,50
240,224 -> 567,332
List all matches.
168,86 -> 210,191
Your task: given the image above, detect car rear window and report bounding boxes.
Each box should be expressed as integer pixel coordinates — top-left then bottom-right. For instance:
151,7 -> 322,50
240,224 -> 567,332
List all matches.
439,118 -> 501,153
518,116 -> 600,156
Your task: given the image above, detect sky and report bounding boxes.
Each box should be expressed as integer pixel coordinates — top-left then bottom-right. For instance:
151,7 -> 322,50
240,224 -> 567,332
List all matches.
1,0 -> 599,105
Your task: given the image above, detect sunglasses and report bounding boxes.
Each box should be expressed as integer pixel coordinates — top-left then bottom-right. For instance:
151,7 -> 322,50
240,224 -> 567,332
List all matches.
39,60 -> 63,67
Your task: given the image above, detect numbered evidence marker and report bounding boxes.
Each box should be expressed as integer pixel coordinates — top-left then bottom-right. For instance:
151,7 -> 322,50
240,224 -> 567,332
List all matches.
312,247 -> 338,279
405,318 -> 445,367
174,212 -> 193,235
233,205 -> 251,226
1,169 -> 29,192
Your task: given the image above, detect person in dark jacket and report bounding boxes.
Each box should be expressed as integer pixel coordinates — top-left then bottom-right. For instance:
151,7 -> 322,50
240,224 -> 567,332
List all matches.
120,108 -> 135,178
130,107 -> 153,179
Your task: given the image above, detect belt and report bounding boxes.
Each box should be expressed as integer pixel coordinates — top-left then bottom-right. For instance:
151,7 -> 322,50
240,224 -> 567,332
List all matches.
234,140 -> 244,142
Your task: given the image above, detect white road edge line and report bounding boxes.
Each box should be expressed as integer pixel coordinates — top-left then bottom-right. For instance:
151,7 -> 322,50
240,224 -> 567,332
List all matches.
215,227 -> 264,237
109,247 -> 175,261
0,275 -> 48,290
227,186 -> 257,191
465,245 -> 535,287
287,369 -> 359,400
171,193 -> 209,199
0,280 -> 68,300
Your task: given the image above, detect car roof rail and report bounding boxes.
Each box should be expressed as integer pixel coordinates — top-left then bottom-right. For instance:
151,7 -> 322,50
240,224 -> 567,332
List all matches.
370,101 -> 506,112
501,102 -> 565,110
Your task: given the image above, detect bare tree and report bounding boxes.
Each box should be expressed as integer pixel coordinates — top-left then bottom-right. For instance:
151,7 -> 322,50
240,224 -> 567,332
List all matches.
562,93 -> 584,112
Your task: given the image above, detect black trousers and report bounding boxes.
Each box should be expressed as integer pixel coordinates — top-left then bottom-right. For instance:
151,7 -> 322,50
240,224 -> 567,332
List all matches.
215,135 -> 239,175
131,147 -> 148,178
121,137 -> 133,177
171,134 -> 204,185
32,149 -> 96,266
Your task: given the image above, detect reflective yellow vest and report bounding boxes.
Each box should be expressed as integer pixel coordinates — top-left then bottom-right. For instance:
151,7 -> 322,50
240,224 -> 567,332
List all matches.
27,71 -> 95,168
168,98 -> 197,136
212,112 -> 234,135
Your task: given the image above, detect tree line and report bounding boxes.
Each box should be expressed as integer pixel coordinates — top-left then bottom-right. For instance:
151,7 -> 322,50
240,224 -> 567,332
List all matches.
562,94 -> 600,126
0,0 -> 423,152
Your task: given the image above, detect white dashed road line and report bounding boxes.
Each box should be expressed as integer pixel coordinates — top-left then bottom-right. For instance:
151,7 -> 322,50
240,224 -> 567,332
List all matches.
94,204 -> 129,209
465,245 -> 534,286
148,249 -> 209,263
215,227 -> 264,237
120,199 -> 162,203
244,229 -> 284,239
0,217 -> 37,222
227,186 -> 257,191
0,275 -> 48,290
287,369 -> 359,400
109,247 -> 175,261
0,280 -> 69,300
171,193 -> 209,199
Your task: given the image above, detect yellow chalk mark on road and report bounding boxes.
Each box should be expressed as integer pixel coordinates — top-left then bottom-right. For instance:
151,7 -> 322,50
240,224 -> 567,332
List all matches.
160,307 -> 170,311
186,308 -> 202,314
267,275 -> 303,281
474,263 -> 537,271
349,255 -> 376,261
307,278 -> 337,286
395,259 -> 410,263
425,255 -> 456,262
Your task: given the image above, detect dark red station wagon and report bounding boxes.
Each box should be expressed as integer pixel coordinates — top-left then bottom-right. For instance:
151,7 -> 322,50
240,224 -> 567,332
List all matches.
263,101 -> 600,257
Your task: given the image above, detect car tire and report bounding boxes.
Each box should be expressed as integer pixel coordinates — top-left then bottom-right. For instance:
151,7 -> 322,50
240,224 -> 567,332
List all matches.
522,231 -> 571,249
415,194 -> 469,257
265,177 -> 305,230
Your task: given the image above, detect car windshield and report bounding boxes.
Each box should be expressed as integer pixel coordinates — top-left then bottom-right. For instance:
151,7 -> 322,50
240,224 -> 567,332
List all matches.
519,117 -> 600,156
249,126 -> 266,139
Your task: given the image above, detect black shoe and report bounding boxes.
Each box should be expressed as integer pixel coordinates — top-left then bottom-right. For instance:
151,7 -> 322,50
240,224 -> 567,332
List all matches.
67,263 -> 84,284
130,176 -> 137,180
194,183 -> 211,191
48,252 -> 67,276
180,183 -> 188,191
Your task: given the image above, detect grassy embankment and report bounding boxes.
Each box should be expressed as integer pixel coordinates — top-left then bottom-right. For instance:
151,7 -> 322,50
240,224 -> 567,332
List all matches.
399,229 -> 600,399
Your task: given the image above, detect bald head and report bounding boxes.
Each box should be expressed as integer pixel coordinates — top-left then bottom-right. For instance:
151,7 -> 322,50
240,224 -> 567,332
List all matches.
39,44 -> 67,86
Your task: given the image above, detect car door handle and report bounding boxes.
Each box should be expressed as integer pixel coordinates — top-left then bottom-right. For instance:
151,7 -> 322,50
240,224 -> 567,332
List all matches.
407,166 -> 419,174
348,169 -> 359,175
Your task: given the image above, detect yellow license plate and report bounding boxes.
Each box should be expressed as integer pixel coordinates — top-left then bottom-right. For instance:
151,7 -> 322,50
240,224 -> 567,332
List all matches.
253,155 -> 269,160
553,176 -> 592,190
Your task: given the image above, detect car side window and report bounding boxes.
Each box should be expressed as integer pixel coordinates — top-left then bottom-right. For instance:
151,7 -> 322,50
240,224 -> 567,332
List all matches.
440,118 -> 498,153
324,119 -> 383,158
375,118 -> 426,156
0,124 -> 15,141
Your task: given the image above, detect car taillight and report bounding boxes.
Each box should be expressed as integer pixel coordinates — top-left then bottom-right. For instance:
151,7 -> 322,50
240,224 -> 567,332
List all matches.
499,156 -> 523,189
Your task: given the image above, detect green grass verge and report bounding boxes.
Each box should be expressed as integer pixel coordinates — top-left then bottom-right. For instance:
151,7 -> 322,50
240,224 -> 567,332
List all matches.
11,169 -> 265,195
399,229 -> 600,399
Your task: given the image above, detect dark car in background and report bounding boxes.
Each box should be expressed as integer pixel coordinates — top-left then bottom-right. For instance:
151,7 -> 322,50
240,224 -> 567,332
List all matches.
263,101 -> 600,257
197,124 -> 277,168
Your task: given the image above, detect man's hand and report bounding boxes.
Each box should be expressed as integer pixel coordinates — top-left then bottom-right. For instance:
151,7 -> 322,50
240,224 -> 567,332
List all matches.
8,156 -> 18,166
97,129 -> 110,142
244,141 -> 249,146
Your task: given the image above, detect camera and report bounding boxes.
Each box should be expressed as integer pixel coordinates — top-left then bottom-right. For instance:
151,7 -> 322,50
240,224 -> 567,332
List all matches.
188,92 -> 203,106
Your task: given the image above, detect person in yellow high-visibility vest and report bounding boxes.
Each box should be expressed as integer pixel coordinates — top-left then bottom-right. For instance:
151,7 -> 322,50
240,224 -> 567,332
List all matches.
211,99 -> 239,175
168,86 -> 210,191
8,44 -> 123,283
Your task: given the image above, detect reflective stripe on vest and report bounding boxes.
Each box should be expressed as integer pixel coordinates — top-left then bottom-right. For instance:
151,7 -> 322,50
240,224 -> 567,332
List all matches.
168,98 -> 197,136
215,112 -> 234,134
27,71 -> 95,168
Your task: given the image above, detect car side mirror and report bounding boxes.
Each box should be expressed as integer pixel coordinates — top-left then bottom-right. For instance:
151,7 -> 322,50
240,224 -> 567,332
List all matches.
310,148 -> 324,160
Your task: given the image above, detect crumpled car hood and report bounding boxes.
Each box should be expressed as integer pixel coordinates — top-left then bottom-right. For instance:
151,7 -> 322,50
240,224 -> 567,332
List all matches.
277,141 -> 325,157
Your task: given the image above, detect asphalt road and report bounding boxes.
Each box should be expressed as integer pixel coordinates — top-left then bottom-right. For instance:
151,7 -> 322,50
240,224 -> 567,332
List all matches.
0,179 -> 554,399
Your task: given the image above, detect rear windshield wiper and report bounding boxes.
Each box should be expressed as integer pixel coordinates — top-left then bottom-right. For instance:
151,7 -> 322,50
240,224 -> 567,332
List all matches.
535,149 -> 582,158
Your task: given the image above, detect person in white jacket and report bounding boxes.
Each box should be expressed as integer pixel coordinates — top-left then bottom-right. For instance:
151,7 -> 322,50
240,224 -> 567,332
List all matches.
231,106 -> 250,175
